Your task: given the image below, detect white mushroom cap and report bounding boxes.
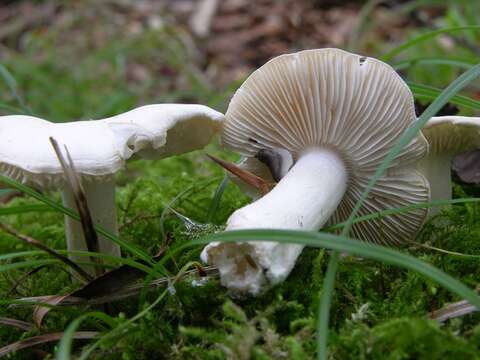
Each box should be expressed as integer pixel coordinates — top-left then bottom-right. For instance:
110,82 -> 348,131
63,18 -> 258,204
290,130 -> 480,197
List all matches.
418,115 -> 480,208
422,116 -> 480,154
0,104 -> 223,188
222,49 -> 429,245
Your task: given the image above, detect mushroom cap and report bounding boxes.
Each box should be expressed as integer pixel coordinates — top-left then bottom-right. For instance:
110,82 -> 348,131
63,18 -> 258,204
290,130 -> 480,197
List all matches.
422,116 -> 480,155
0,104 -> 223,188
222,48 -> 429,245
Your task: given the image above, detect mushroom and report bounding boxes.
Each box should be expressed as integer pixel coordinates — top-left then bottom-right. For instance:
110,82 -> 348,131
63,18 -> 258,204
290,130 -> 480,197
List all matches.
200,49 -> 430,295
0,104 -> 224,274
418,116 -> 480,213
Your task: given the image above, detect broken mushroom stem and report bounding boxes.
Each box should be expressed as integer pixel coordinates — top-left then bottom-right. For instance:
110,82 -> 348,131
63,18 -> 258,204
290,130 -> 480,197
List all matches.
202,148 -> 348,293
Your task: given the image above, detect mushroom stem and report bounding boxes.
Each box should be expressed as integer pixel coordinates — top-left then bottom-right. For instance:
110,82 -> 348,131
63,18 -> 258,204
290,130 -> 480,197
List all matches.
61,178 -> 120,275
417,153 -> 453,216
201,148 -> 348,294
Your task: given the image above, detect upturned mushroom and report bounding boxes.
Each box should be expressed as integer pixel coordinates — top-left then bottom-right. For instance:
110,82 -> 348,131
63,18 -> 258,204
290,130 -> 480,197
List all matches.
0,104 -> 224,274
418,116 -> 480,213
201,48 -> 430,295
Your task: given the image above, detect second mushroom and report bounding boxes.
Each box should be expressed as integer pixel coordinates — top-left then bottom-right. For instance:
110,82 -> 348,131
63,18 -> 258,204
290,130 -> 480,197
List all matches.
201,49 -> 431,295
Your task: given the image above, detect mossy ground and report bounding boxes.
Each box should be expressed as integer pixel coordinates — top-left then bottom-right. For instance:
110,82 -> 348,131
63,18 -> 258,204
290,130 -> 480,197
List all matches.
1,2 -> 480,359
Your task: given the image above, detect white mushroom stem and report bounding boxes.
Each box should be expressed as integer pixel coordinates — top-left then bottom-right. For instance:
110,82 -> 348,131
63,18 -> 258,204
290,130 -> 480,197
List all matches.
61,178 -> 120,275
201,148 -> 348,294
419,115 -> 480,216
417,154 -> 453,216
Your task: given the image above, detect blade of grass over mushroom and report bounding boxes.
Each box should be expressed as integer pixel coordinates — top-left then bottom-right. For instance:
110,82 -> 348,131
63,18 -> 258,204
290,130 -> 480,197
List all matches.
0,64 -> 32,114
206,174 -> 229,223
393,57 -> 475,71
318,63 -> 480,360
409,82 -> 480,110
176,229 -> 480,307
327,197 -> 480,231
381,25 -> 480,62
0,174 -> 155,267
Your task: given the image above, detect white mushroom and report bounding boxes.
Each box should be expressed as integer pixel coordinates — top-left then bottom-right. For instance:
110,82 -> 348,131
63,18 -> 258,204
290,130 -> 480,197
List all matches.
201,49 -> 430,295
0,104 -> 224,275
418,116 -> 480,214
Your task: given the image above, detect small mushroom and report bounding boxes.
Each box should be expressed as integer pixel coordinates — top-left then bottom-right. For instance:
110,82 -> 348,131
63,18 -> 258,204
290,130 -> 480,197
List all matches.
0,104 -> 224,274
418,116 -> 480,214
201,49 -> 430,295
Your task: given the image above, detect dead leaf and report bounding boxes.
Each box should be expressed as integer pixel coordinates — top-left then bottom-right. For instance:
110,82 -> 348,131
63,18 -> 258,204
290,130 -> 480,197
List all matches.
0,331 -> 98,357
0,317 -> 33,331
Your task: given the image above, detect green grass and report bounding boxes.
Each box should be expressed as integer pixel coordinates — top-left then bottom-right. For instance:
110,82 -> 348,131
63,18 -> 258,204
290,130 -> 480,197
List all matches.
2,1 -> 480,359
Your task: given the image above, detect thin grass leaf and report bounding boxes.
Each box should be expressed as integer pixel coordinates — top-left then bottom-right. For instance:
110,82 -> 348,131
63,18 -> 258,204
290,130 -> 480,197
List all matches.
382,25 -> 480,62
78,261 -> 200,360
318,63 -> 480,360
0,204 -> 52,216
0,331 -> 99,357
0,222 -> 92,282
0,64 -> 32,114
393,57 -> 475,71
56,312 -> 117,360
409,82 -> 480,110
206,175 -> 229,223
327,197 -> 480,230
0,174 -> 155,267
182,230 -> 480,307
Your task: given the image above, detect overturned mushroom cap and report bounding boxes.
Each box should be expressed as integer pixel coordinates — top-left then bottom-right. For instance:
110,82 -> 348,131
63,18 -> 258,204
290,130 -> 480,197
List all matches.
0,104 -> 223,187
221,48 -> 429,245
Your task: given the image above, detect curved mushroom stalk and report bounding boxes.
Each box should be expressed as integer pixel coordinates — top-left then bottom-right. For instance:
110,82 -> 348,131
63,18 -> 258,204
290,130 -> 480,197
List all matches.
202,149 -> 347,294
420,116 -> 480,215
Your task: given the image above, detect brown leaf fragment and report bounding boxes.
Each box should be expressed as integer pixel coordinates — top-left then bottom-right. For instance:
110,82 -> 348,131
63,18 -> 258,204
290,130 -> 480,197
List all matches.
430,300 -> 478,323
206,154 -> 272,195
49,137 -> 102,277
0,317 -> 33,331
0,331 -> 98,357
33,295 -> 70,329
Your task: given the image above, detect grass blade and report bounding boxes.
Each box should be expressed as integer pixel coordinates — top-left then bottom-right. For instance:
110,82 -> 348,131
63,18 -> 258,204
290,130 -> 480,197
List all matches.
181,229 -> 480,307
206,175 -> 229,223
0,64 -> 32,114
393,57 -> 475,71
409,82 -> 480,110
381,25 -> 480,62
0,174 -> 155,267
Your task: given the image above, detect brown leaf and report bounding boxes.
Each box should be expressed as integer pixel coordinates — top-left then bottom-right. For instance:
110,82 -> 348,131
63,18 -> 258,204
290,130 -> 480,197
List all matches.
33,295 -> 70,329
430,300 -> 478,323
0,317 -> 33,331
0,331 -> 98,357
206,154 -> 272,195
49,137 -> 102,277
